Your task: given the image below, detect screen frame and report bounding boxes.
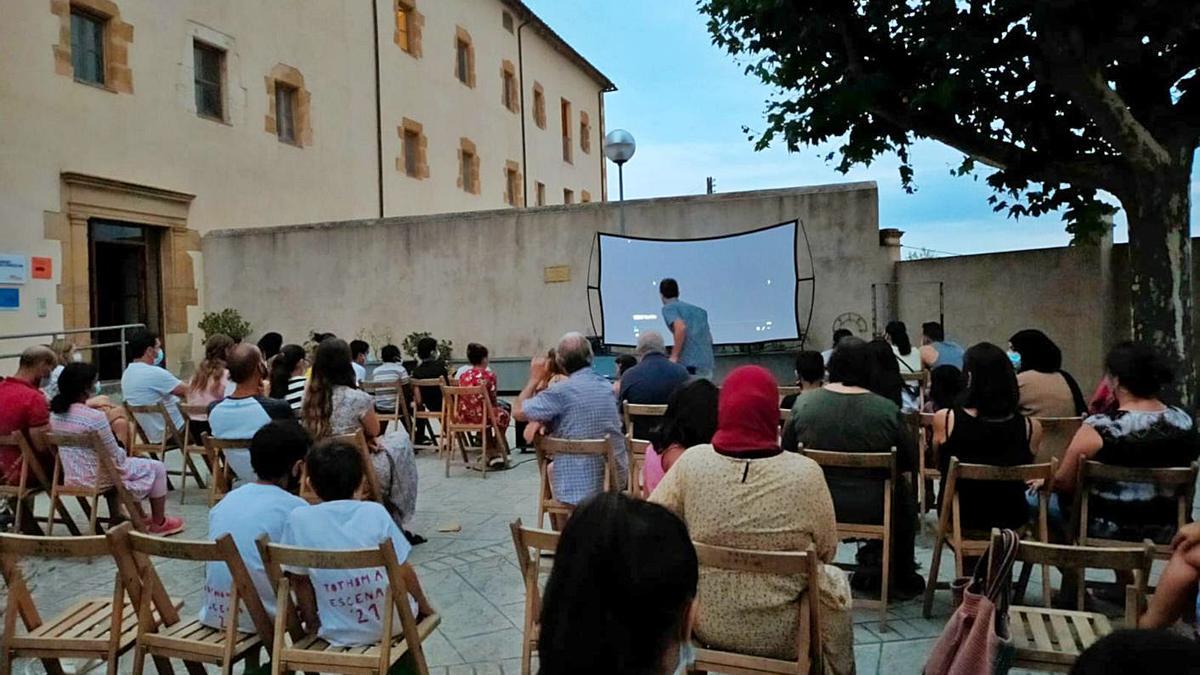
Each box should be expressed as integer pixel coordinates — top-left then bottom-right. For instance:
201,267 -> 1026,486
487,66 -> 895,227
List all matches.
594,219 -> 805,348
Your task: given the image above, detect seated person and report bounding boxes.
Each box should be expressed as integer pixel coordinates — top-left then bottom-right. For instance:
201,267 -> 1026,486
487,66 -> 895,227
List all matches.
268,344 -> 309,413
537,493 -> 698,675
50,362 -> 183,535
45,339 -> 130,448
923,364 -> 964,413
1142,522 -> 1200,630
350,339 -> 370,385
368,345 -> 413,428
120,330 -> 189,444
1052,341 -> 1199,545
456,342 -> 511,468
256,332 -> 283,363
618,331 -> 690,439
611,354 -> 638,396
209,344 -> 294,483
1008,329 -> 1087,417
919,321 -> 965,369
410,337 -> 448,446
200,420 -> 309,631
820,328 -> 853,367
187,334 -> 234,409
642,378 -> 718,495
0,347 -> 57,493
780,349 -> 824,410
281,439 -> 434,646
1070,629 -> 1200,674
515,349 -> 567,452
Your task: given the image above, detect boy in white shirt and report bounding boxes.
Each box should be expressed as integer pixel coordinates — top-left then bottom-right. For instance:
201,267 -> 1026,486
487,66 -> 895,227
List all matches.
281,438 -> 434,646
200,420 -> 310,631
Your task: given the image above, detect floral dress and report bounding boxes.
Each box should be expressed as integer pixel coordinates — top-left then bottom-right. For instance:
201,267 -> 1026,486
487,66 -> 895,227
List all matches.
456,367 -> 510,431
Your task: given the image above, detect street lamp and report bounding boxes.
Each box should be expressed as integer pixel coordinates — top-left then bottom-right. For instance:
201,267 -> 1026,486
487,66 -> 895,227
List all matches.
604,129 -> 636,234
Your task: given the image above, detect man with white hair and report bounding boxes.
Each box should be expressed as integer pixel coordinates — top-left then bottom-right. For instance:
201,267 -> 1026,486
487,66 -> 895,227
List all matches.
515,332 -> 628,506
618,331 -> 690,439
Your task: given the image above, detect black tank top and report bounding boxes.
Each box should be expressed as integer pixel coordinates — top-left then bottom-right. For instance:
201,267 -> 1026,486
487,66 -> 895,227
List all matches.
939,407 -> 1033,531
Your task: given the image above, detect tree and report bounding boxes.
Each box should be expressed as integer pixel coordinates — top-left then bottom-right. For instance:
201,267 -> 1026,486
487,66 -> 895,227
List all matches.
701,0 -> 1199,399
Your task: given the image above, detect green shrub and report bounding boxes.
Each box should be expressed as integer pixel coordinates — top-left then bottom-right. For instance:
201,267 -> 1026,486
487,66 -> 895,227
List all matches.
197,308 -> 252,342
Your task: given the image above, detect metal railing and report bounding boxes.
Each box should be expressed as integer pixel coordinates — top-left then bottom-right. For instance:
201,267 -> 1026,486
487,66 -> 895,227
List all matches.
0,323 -> 146,363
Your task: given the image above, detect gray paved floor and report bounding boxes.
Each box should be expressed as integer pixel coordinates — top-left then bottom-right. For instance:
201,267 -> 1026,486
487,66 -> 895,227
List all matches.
8,448 -> 1148,674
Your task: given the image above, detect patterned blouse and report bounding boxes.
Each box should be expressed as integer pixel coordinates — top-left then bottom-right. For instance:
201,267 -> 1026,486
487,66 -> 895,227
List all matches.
50,403 -> 159,499
455,367 -> 510,430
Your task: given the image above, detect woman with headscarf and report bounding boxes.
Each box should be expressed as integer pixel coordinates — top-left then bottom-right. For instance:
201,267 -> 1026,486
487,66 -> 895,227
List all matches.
649,366 -> 854,674
1008,329 -> 1087,417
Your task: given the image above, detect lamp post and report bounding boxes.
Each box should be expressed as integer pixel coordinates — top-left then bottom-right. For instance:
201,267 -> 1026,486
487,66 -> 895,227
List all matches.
604,129 -> 636,234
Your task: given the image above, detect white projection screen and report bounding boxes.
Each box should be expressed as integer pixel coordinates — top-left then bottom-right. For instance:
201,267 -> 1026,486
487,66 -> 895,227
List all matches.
597,221 -> 803,347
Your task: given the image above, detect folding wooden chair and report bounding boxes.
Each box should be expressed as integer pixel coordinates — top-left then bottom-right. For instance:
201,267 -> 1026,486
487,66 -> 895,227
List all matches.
0,431 -> 79,535
410,377 -> 448,453
626,439 -> 650,498
916,411 -> 939,524
777,385 -> 803,406
441,385 -> 510,478
621,402 -> 667,443
260,540 -> 441,675
1073,460 -> 1199,560
108,526 -> 274,675
800,447 -> 896,631
689,542 -> 824,675
362,380 -> 414,437
509,519 -> 560,675
534,435 -> 619,529
922,458 -> 1056,617
201,434 -> 246,506
299,431 -> 382,504
0,523 -> 179,675
124,402 -> 206,490
178,403 -> 214,504
1001,530 -> 1154,672
1032,416 -> 1084,464
45,431 -> 148,534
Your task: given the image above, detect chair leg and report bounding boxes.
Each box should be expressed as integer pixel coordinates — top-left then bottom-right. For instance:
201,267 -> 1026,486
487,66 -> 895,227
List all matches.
131,643 -> 146,675
179,453 -> 189,504
879,535 -> 891,632
89,493 -> 101,534
46,489 -> 60,536
922,528 -> 947,618
522,639 -> 532,675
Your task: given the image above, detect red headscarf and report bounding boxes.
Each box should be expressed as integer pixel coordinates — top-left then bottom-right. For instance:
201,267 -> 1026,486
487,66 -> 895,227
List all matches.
711,366 -> 781,454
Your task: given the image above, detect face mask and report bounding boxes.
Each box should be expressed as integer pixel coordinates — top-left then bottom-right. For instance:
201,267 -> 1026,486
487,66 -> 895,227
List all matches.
1007,350 -> 1021,370
71,351 -> 84,363
153,348 -> 164,366
93,381 -> 102,396
672,640 -> 695,675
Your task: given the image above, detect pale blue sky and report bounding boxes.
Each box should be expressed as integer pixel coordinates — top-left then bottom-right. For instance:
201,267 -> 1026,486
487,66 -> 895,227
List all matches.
525,0 -> 1198,256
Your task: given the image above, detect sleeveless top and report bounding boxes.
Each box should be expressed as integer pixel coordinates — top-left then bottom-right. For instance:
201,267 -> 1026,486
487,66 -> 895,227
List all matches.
938,407 -> 1033,531
931,341 -> 965,369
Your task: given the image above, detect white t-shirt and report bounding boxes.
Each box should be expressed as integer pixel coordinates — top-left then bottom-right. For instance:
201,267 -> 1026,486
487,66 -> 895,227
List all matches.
120,361 -> 185,443
352,362 -> 367,386
200,483 -> 308,632
280,500 -> 417,646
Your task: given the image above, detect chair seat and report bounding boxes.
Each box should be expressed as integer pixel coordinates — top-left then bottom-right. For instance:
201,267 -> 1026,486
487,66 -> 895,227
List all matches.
142,618 -> 261,661
692,645 -> 809,674
11,596 -> 181,658
281,614 -> 440,671
1009,606 -> 1113,667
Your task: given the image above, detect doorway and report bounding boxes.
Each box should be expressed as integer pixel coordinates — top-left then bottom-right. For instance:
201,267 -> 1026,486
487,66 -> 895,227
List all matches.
89,220 -> 163,379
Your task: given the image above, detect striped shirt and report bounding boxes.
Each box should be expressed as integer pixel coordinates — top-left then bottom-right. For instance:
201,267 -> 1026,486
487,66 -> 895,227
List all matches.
284,376 -> 306,412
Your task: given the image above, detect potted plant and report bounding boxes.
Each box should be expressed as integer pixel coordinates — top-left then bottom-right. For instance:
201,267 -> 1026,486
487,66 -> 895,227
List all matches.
197,308 -> 253,343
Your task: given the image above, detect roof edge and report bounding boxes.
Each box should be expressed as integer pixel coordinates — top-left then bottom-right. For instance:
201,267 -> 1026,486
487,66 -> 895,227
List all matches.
500,0 -> 617,92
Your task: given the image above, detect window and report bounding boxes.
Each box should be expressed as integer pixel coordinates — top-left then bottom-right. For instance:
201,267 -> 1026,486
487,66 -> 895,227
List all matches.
393,0 -> 421,57
502,11 -> 514,33
580,111 -> 592,154
501,60 -> 518,113
459,138 -> 479,194
275,83 -> 297,143
70,8 -> 106,85
193,41 -> 224,120
563,188 -> 574,204
403,130 -> 420,176
581,190 -> 592,203
398,118 -> 427,178
505,162 -> 521,207
454,27 -> 475,87
532,83 -> 546,129
561,98 -> 573,163
536,182 -> 546,206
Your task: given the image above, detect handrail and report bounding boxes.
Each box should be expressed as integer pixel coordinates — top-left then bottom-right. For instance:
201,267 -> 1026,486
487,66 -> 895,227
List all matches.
0,323 -> 146,363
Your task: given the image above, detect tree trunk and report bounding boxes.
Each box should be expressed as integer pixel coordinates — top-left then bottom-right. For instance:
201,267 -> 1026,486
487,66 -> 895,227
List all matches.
1124,155 -> 1195,407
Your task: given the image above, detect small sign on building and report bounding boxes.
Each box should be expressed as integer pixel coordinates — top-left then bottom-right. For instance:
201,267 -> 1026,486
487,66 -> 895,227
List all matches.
543,265 -> 570,283
31,257 -> 52,280
0,288 -> 19,311
0,253 -> 28,284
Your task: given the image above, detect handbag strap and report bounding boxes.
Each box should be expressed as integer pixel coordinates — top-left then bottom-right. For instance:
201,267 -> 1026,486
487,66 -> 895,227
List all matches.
983,529 -> 1020,602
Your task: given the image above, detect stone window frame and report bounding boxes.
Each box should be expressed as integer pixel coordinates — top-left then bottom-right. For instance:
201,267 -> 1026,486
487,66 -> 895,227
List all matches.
504,160 -> 523,207
560,98 -> 573,164
264,63 -> 312,147
500,60 -> 519,114
581,190 -> 592,203
579,110 -> 592,154
192,39 -> 226,122
394,0 -> 423,58
535,181 -> 546,206
563,188 -> 574,205
51,0 -> 134,94
532,82 -> 547,129
458,137 -> 480,195
398,118 -> 429,179
454,26 -> 476,88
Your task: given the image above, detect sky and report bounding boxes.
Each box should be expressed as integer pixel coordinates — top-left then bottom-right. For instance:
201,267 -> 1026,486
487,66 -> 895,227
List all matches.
524,0 -> 1198,257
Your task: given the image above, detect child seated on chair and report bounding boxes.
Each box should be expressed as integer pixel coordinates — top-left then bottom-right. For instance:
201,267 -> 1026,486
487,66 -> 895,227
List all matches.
200,420 -> 309,631
281,439 -> 434,646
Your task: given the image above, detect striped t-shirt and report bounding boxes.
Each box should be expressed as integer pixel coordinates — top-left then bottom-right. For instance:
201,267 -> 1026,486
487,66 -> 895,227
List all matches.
284,376 -> 306,412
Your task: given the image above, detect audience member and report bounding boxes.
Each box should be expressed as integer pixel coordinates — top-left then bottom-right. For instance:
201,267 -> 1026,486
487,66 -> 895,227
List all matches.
301,339 -> 422,542
618,331 -> 690,439
368,345 -> 412,426
867,338 -> 905,409
1141,522 -> 1200,630
783,337 -> 923,597
1068,629 -> 1200,674
187,334 -> 234,409
821,328 -> 853,366
256,331 -> 283,363
537,493 -> 698,675
515,332 -> 629,505
515,349 -> 567,453
349,339 -> 370,384
660,278 -> 715,379
642,378 -> 718,495
456,342 -> 511,468
44,339 -> 129,446
280,439 -> 433,646
43,338 -> 78,400
919,321 -> 965,369
120,330 -> 189,443
612,354 -> 638,395
650,366 -> 853,673
50,362 -> 183,535
1008,329 -> 1087,417
886,321 -> 922,374
268,344 -> 309,412
208,344 -> 294,484
932,342 -> 1042,531
200,420 -> 308,631
780,349 -> 824,410
1052,342 -> 1199,545
924,364 -> 964,413
410,336 -> 449,447
0,346 -> 56,487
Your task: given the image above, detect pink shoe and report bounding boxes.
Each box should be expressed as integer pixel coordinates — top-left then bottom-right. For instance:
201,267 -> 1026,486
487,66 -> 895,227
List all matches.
146,516 -> 185,537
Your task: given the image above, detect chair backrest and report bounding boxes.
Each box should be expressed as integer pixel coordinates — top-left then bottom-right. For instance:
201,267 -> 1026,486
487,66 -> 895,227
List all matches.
509,519 -> 559,637
46,430 -> 121,487
800,447 -> 897,475
627,439 -> 651,498
441,384 -> 497,430
941,458 -> 1056,539
303,430 -> 380,504
777,385 -> 802,402
535,435 -> 619,493
125,401 -> 184,448
621,402 -> 667,442
1075,460 -> 1199,547
1031,416 -> 1084,463
0,430 -> 51,489
692,541 -> 822,673
361,380 -> 409,421
409,376 -> 447,412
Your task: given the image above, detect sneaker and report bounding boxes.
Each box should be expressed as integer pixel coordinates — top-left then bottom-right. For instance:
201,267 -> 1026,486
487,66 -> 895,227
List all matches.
488,456 -> 507,468
403,529 -> 427,545
146,516 -> 185,537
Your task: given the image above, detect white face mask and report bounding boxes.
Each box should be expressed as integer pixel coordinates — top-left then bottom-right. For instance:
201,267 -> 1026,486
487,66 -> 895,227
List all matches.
671,640 -> 695,675
71,351 -> 84,363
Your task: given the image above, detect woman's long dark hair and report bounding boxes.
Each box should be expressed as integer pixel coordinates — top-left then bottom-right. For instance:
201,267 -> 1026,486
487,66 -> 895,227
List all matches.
1009,328 -> 1088,414
257,332 -> 284,361
302,339 -> 357,439
269,344 -> 306,399
51,362 -> 97,414
538,493 -> 697,675
928,365 -> 964,411
885,320 -> 913,356
647,378 -> 719,452
867,338 -> 904,407
962,342 -> 1020,418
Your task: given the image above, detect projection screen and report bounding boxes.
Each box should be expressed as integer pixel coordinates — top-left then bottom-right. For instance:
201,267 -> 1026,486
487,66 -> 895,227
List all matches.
597,221 -> 802,347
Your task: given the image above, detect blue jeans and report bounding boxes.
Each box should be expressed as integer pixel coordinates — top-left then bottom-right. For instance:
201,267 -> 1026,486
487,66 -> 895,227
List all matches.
1026,490 -> 1068,542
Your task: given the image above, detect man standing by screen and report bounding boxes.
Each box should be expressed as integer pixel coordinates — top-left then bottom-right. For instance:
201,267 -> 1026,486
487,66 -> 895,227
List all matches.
660,278 -> 715,379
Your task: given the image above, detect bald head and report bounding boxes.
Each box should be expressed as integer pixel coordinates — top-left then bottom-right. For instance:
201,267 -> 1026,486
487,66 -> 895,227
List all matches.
227,343 -> 264,384
556,332 -> 593,374
635,331 -> 666,358
15,345 -> 56,384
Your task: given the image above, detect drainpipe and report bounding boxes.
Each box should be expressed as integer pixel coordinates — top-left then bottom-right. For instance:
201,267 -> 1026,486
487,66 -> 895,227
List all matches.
517,19 -> 531,206
371,0 -> 385,217
597,90 -> 606,201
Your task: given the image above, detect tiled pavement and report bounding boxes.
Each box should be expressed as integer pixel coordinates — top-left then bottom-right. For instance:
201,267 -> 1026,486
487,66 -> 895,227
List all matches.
9,447 -> 1151,674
